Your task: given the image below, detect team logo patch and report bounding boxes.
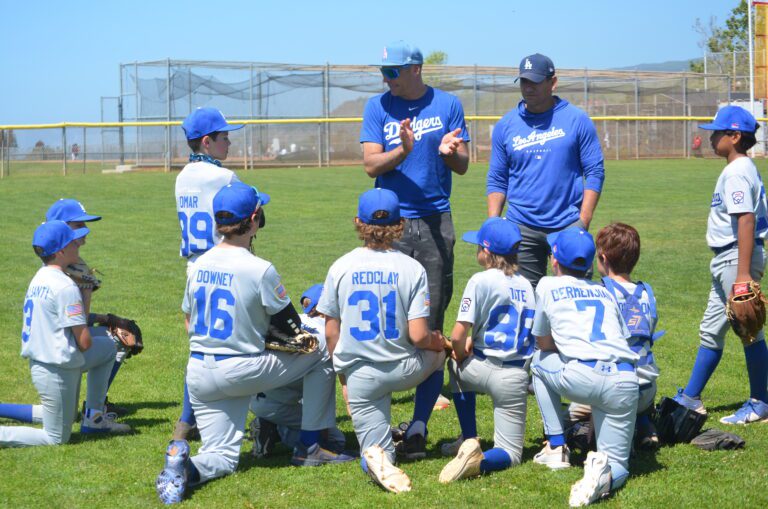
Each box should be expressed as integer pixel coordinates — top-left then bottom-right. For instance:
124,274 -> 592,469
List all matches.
711,192 -> 722,207
424,291 -> 431,307
524,58 -> 533,70
66,302 -> 83,317
274,282 -> 287,299
731,122 -> 740,129
460,298 -> 471,312
732,191 -> 745,204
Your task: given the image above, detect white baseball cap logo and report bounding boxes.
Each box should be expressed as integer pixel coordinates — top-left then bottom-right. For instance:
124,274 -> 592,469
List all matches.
383,47 -> 388,59
524,58 -> 533,70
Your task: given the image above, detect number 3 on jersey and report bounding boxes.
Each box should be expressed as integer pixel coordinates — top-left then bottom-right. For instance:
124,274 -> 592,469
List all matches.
348,290 -> 399,341
179,211 -> 214,257
193,287 -> 235,340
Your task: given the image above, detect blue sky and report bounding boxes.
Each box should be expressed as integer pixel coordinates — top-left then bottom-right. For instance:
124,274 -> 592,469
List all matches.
0,0 -> 736,124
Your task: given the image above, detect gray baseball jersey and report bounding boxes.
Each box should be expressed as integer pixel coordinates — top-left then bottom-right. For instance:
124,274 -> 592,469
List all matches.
182,246 -> 289,355
317,247 -> 430,372
175,161 -> 240,262
21,266 -> 86,368
456,268 -> 535,362
707,156 -> 768,248
532,276 -> 638,363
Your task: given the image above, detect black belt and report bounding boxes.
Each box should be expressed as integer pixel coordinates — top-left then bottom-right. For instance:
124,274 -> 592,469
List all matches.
712,238 -> 763,255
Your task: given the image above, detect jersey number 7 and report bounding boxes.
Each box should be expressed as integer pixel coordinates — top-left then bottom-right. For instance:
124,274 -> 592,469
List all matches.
575,299 -> 606,342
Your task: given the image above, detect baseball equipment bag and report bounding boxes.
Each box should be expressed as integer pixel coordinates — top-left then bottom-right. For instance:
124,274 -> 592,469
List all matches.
726,280 -> 767,345
264,326 -> 318,354
655,396 -> 707,445
98,313 -> 143,357
65,257 -> 102,291
690,428 -> 745,451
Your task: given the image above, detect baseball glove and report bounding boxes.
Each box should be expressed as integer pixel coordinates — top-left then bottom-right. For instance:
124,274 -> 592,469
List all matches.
726,280 -> 767,345
264,326 -> 318,354
65,257 -> 102,291
655,396 -> 707,445
100,313 -> 143,357
690,428 -> 745,451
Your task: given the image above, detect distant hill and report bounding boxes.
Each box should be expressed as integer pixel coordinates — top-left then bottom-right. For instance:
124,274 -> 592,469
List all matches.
613,59 -> 698,72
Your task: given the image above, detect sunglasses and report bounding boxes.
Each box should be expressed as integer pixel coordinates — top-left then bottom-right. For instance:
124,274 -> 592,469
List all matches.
380,65 -> 411,80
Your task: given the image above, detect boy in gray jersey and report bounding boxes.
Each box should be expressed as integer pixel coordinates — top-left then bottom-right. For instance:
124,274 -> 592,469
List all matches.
675,106 -> 768,425
318,188 -> 447,493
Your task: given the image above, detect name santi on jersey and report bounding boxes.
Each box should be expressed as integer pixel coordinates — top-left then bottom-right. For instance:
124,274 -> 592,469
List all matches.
352,270 -> 400,285
512,127 -> 566,151
384,116 -> 444,145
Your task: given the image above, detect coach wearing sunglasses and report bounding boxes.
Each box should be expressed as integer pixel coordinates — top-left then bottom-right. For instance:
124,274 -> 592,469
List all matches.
360,40 -> 469,335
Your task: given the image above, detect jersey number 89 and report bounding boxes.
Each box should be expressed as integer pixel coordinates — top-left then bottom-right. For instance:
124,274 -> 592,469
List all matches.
179,211 -> 214,257
484,305 -> 534,352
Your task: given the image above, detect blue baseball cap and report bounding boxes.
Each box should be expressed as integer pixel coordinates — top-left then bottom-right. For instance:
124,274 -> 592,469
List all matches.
46,199 -> 101,222
378,41 -> 423,66
182,107 -> 244,140
300,284 -> 324,314
517,53 -> 556,83
358,188 -> 401,225
699,105 -> 758,132
546,227 -> 595,271
462,217 -> 522,256
33,220 -> 89,257
212,182 -> 270,225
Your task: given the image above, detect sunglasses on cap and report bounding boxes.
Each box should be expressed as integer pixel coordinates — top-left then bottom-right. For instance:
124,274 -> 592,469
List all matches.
380,65 -> 411,80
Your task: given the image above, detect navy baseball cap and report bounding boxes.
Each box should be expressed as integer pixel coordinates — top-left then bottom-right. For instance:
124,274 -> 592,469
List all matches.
547,227 -> 595,271
300,284 -> 323,314
212,182 -> 270,225
378,41 -> 423,66
46,199 -> 101,222
33,220 -> 89,257
182,107 -> 244,140
699,105 -> 758,132
462,217 -> 522,256
358,188 -> 401,225
517,53 -> 556,83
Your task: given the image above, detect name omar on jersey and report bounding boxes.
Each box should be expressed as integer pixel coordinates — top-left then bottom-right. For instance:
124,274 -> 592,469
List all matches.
512,127 -> 566,151
384,116 -> 444,145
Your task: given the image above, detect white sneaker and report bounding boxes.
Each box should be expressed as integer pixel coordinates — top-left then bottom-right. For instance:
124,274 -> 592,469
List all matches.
672,390 -> 707,415
720,398 -> 768,425
533,441 -> 571,470
363,445 -> 411,494
81,410 -> 131,434
568,451 -> 611,507
438,438 -> 483,483
440,435 -> 465,457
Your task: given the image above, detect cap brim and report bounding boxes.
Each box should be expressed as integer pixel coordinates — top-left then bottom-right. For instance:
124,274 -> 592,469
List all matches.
545,231 -> 560,249
75,214 -> 101,222
73,226 -> 90,239
461,230 -> 482,245
257,192 -> 270,207
517,72 -> 547,83
219,124 -> 244,132
698,122 -> 721,130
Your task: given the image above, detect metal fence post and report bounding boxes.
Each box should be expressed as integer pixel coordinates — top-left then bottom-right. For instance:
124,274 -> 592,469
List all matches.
683,77 -> 688,158
83,126 -> 87,174
62,126 -> 67,176
324,63 -> 331,167
317,122 -> 322,168
473,64 -> 478,164
166,58 -> 172,172
0,129 -> 5,179
634,78 -> 639,159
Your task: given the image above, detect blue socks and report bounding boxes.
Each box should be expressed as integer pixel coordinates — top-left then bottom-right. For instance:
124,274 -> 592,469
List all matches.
411,368 -> 444,430
107,360 -> 122,389
744,340 -> 768,403
300,430 -> 320,448
683,346 -> 723,398
452,391 -> 477,438
180,382 -> 196,426
0,403 -> 33,422
548,433 -> 566,447
480,448 -> 511,473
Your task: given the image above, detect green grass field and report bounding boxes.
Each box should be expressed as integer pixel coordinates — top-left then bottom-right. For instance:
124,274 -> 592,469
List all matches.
1,160 -> 767,508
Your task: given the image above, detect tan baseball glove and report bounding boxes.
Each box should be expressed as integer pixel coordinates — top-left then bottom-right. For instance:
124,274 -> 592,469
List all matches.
65,257 -> 102,291
726,280 -> 768,345
264,326 -> 319,354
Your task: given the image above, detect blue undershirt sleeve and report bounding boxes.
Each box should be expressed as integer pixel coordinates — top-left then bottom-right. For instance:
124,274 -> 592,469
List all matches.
577,115 -> 605,193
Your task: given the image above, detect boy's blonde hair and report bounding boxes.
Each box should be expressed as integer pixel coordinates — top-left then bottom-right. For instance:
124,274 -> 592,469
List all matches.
355,219 -> 404,250
482,249 -> 519,276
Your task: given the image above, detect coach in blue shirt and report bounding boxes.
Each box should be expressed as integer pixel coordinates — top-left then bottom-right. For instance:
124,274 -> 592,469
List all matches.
487,53 -> 605,288
360,40 -> 470,332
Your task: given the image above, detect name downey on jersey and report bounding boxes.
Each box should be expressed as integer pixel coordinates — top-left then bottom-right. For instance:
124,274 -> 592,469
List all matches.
351,270 -> 400,286
195,269 -> 235,287
511,126 -> 566,151
550,284 -> 612,302
384,116 -> 444,146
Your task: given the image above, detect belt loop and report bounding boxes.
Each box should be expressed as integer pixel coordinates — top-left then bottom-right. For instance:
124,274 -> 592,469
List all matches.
204,354 -> 217,369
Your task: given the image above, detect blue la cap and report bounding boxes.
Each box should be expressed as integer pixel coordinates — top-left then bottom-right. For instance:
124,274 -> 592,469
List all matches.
378,41 -> 423,66
300,284 -> 324,314
46,199 -> 101,222
212,182 -> 270,225
546,227 -> 595,271
33,220 -> 89,257
358,188 -> 401,225
462,217 -> 522,256
182,107 -> 244,140
699,105 -> 758,133
517,53 -> 556,83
